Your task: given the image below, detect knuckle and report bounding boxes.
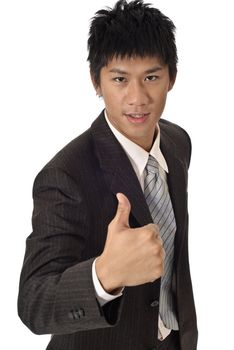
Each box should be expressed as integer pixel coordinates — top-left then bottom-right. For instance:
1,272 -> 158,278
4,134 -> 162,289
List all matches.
152,241 -> 164,256
156,262 -> 164,276
142,228 -> 153,240
156,236 -> 163,247
117,206 -> 124,215
147,228 -> 154,238
152,245 -> 160,256
144,224 -> 157,238
150,223 -> 158,234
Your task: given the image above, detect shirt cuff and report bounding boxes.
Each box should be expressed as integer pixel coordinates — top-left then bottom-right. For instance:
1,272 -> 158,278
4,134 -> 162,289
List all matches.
92,258 -> 124,307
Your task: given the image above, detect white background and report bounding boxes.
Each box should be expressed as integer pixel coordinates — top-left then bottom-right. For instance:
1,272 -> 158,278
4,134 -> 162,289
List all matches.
0,0 -> 233,349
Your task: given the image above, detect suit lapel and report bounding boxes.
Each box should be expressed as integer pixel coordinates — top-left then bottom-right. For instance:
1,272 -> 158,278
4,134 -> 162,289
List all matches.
91,111 -> 152,227
109,165 -> 152,227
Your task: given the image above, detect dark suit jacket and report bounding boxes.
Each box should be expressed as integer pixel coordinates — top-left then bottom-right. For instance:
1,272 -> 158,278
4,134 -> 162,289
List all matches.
18,111 -> 198,350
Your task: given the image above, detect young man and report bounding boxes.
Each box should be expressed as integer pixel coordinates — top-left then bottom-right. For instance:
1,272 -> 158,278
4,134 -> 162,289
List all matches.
18,1 -> 198,349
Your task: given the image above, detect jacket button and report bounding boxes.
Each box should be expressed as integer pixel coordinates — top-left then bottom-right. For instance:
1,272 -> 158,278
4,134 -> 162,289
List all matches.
77,308 -> 85,318
150,300 -> 159,307
68,308 -> 85,320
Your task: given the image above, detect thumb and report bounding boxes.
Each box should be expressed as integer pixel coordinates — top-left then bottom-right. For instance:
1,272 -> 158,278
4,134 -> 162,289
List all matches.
114,193 -> 131,228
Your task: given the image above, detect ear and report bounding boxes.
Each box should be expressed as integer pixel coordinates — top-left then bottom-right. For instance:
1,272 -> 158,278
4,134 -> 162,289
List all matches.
168,72 -> 177,92
90,71 -> 102,96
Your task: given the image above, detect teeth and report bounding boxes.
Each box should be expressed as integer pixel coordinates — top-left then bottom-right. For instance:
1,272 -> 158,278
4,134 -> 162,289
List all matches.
129,114 -> 145,119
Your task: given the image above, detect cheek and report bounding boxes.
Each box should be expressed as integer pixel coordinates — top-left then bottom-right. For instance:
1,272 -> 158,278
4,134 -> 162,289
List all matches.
103,90 -> 123,109
151,90 -> 168,116
158,95 -> 168,113
156,87 -> 169,106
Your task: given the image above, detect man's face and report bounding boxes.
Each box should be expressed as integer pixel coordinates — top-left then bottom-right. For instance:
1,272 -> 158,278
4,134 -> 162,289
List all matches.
93,55 -> 175,151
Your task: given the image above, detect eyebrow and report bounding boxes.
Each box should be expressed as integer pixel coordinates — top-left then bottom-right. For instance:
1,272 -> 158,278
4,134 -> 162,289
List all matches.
109,66 -> 163,75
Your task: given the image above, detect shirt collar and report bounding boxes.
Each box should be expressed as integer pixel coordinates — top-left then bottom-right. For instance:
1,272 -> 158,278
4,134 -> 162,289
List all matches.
104,110 -> 168,177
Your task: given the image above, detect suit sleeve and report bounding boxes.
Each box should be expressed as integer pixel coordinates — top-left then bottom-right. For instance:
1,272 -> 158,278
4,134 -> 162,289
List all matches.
17,167 -> 123,335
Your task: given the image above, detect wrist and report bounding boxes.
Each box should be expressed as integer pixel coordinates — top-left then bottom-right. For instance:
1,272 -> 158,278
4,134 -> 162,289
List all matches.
95,256 -> 123,294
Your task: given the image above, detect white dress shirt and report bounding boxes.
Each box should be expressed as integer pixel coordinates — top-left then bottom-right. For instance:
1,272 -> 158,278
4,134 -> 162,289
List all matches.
92,110 -> 173,340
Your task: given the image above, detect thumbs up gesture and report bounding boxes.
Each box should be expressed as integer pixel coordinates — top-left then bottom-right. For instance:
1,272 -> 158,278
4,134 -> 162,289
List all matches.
95,193 -> 165,293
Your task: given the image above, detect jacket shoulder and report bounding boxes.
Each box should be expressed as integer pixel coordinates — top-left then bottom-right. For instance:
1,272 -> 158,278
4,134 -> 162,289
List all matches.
159,118 -> 192,167
159,119 -> 191,142
40,127 -> 94,174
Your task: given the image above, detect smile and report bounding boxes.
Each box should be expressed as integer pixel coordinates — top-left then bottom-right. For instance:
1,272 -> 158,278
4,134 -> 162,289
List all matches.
126,113 -> 148,118
124,113 -> 150,124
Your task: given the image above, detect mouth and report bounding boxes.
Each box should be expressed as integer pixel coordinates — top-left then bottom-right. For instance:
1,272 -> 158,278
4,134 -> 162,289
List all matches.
124,113 -> 150,124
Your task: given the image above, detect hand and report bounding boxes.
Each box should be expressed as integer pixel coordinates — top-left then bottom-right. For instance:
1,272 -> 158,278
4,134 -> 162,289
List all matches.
95,193 -> 165,293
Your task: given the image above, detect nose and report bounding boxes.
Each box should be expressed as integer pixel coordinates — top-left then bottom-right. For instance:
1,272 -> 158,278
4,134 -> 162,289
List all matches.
126,81 -> 150,106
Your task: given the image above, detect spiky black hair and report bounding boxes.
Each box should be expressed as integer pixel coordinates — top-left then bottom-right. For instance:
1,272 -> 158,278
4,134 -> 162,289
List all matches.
87,0 -> 178,85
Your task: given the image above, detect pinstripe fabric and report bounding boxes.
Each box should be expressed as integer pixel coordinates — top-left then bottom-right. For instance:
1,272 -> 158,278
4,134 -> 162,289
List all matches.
144,155 -> 179,330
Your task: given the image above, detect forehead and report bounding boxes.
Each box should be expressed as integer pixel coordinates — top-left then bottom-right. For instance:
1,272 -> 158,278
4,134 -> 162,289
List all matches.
103,55 -> 167,74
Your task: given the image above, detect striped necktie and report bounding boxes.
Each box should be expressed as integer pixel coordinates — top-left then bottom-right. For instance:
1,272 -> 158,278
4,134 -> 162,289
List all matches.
144,154 -> 179,330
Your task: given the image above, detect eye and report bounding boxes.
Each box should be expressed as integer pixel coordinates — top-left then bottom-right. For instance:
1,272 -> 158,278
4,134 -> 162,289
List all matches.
145,75 -> 159,81
113,77 -> 127,83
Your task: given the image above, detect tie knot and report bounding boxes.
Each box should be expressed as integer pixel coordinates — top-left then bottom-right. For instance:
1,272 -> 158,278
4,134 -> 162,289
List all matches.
146,155 -> 159,175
